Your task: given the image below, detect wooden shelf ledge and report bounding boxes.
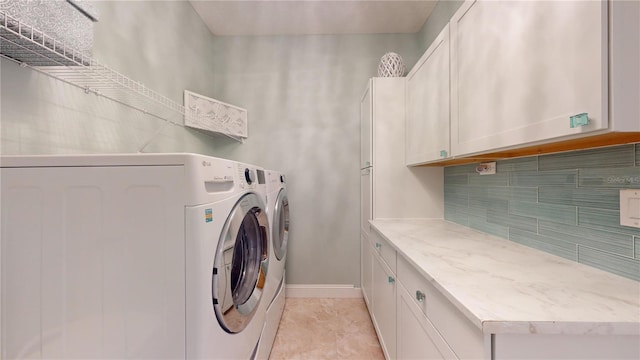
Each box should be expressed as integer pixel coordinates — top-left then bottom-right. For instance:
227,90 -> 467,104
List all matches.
422,132 -> 640,167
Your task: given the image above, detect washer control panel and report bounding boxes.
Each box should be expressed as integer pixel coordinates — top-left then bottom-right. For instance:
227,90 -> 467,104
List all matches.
244,168 -> 255,184
237,164 -> 257,190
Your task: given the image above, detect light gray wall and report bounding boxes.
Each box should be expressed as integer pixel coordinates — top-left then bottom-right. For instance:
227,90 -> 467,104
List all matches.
207,34 -> 421,285
417,0 -> 464,53
0,1 -> 421,286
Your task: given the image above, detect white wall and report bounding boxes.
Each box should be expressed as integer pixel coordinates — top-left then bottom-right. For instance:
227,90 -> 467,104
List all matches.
0,1 -> 421,287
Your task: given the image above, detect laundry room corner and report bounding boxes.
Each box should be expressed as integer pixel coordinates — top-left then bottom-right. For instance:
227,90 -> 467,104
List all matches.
208,33 -> 423,290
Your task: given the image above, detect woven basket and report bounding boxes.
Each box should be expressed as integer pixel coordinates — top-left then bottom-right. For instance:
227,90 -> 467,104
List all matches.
377,52 -> 405,77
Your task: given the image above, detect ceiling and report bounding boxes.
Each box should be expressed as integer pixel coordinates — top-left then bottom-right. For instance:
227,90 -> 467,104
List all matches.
188,1 -> 438,36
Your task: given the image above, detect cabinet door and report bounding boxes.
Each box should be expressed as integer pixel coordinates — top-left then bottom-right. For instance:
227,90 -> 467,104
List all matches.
397,284 -> 458,360
406,24 -> 451,165
360,168 -> 372,237
361,235 -> 373,308
361,81 -> 372,169
372,254 -> 397,359
450,0 -> 607,156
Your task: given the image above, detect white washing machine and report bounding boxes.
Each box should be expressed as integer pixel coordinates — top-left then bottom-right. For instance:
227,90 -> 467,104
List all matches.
254,170 -> 289,360
0,153 -> 270,359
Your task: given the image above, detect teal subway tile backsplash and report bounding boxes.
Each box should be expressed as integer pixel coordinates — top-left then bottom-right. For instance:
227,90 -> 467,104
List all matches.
509,228 -> 577,261
539,220 -> 634,257
579,167 -> 640,188
468,215 -> 509,239
510,170 -> 577,187
538,144 -> 635,170
445,174 -> 470,185
497,157 -> 538,172
469,189 -> 508,211
578,246 -> 640,281
469,172 -> 509,186
470,199 -> 508,214
487,209 -> 537,233
444,185 -> 469,206
459,203 -> 490,218
487,187 -> 538,202
444,203 -> 469,226
444,143 -> 640,281
539,186 -> 620,210
510,201 -> 577,225
578,208 -> 640,237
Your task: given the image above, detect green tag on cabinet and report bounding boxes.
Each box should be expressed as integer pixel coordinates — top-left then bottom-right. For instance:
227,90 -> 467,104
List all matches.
570,113 -> 589,128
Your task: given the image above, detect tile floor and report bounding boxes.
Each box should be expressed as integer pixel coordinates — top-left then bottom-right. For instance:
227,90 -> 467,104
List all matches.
269,298 -> 385,359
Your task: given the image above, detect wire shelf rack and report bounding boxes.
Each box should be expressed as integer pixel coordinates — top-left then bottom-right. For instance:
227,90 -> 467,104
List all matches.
0,11 -> 245,143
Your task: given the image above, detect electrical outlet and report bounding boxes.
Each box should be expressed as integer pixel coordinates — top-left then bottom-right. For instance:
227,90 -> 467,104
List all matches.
620,189 -> 640,228
476,162 -> 496,175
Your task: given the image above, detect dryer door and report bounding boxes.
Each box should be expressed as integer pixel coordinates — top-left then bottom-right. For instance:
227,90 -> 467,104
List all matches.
213,193 -> 269,334
272,188 -> 290,261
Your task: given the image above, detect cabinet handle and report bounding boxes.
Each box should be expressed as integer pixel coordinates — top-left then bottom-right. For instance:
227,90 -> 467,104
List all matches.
416,290 -> 425,302
569,113 -> 589,128
388,276 -> 395,284
375,243 -> 381,250
440,150 -> 447,158
365,160 -> 371,166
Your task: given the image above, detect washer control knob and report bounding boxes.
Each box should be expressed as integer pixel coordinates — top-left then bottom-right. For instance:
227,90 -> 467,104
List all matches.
245,168 -> 255,185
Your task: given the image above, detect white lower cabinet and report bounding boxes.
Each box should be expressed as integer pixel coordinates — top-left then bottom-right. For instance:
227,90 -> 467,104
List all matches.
397,256 -> 487,360
397,283 -> 457,360
366,230 -> 487,360
361,234 -> 373,307
371,248 -> 397,359
365,227 -> 639,360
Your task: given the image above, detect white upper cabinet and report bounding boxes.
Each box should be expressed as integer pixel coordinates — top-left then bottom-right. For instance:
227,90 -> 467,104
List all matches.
449,0 -> 639,157
406,24 -> 451,166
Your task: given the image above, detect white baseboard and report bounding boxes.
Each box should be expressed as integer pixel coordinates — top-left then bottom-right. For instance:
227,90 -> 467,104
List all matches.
285,284 -> 363,298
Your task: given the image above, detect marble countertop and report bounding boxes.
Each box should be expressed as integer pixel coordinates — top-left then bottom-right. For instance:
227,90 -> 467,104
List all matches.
369,219 -> 640,336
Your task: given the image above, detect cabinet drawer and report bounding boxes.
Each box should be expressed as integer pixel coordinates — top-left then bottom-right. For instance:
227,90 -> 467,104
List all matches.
398,283 -> 458,360
397,255 -> 429,315
397,255 -> 485,360
371,229 -> 396,272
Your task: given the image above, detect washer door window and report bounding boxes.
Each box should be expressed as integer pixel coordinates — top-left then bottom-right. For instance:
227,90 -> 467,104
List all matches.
272,189 -> 290,261
213,193 -> 269,334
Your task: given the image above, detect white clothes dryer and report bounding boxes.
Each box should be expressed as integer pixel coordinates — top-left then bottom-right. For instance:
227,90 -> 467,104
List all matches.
254,169 -> 290,359
0,153 -> 270,359
263,170 -> 289,303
